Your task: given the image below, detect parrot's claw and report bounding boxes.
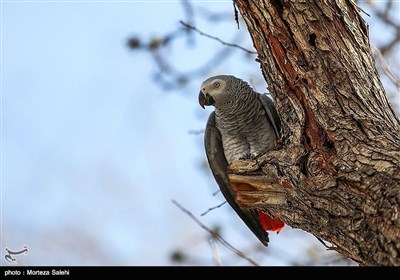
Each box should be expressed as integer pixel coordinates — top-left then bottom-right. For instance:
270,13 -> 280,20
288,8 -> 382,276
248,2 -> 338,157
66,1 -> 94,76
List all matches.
239,153 -> 257,160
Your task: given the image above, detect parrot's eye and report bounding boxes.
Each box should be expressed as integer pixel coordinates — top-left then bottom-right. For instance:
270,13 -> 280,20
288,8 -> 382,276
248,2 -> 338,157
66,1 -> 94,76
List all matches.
214,82 -> 220,88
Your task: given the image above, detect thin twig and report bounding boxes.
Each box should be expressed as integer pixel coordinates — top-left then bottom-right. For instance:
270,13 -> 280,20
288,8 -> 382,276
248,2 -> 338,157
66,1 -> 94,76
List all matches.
171,199 -> 260,266
181,0 -> 195,26
181,0 -> 195,45
180,21 -> 256,54
201,201 -> 227,216
188,129 -> 204,135
208,237 -> 222,266
372,45 -> 400,88
212,189 -> 221,196
369,0 -> 400,55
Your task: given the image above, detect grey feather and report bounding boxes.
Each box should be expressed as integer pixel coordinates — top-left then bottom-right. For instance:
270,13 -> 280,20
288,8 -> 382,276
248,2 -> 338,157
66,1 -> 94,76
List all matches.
258,94 -> 281,139
204,112 -> 269,246
201,75 -> 281,246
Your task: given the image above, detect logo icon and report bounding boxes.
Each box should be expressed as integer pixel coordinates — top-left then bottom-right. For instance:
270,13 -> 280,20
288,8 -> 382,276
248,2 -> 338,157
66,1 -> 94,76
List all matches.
4,245 -> 29,264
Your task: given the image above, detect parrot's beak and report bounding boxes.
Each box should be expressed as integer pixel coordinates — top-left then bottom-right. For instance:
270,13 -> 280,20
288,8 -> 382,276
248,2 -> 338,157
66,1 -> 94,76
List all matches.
198,91 -> 215,109
199,91 -> 206,109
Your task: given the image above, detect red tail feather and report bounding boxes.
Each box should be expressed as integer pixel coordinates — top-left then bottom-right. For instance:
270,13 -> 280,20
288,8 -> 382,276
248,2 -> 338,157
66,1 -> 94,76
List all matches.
258,210 -> 285,233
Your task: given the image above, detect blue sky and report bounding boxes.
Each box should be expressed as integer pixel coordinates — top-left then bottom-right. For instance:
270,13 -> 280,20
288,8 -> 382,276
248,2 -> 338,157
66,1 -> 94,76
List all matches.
1,1 -> 397,266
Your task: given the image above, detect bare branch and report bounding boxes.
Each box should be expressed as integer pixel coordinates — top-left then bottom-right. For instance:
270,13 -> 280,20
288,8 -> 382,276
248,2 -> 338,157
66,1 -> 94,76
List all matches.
201,201 -> 227,216
372,45 -> 400,88
379,30 -> 400,56
187,129 -> 204,135
212,189 -> 221,196
180,21 -> 256,54
181,0 -> 195,45
171,199 -> 260,266
151,44 -> 234,90
365,0 -> 400,56
181,0 -> 194,24
208,237 -> 222,266
128,4 -> 254,91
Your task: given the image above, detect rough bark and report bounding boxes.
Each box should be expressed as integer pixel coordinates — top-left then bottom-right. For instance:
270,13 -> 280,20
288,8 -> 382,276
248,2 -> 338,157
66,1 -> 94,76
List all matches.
229,0 -> 400,266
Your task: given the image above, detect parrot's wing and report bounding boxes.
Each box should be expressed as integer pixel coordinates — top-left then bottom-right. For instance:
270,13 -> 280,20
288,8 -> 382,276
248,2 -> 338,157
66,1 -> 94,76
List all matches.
258,94 -> 282,139
204,112 -> 269,246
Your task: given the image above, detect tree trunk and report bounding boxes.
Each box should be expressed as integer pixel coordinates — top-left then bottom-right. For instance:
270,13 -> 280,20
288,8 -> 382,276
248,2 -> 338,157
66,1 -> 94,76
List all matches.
230,0 -> 400,266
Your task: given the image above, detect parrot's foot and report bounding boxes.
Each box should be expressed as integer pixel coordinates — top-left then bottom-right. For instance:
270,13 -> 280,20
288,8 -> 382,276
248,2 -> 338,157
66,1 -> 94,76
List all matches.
239,153 -> 257,160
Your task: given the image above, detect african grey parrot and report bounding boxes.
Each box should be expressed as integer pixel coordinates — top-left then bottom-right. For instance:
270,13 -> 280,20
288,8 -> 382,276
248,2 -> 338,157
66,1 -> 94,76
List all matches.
199,75 -> 284,246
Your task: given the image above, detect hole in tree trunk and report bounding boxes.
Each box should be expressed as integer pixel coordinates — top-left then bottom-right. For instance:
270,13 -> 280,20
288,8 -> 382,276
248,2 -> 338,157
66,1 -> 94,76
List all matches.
270,0 -> 284,15
323,139 -> 335,150
309,33 -> 317,47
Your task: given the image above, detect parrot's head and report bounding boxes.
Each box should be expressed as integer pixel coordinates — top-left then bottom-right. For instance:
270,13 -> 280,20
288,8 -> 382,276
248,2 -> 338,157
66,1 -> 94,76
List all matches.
199,75 -> 251,109
198,75 -> 232,109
